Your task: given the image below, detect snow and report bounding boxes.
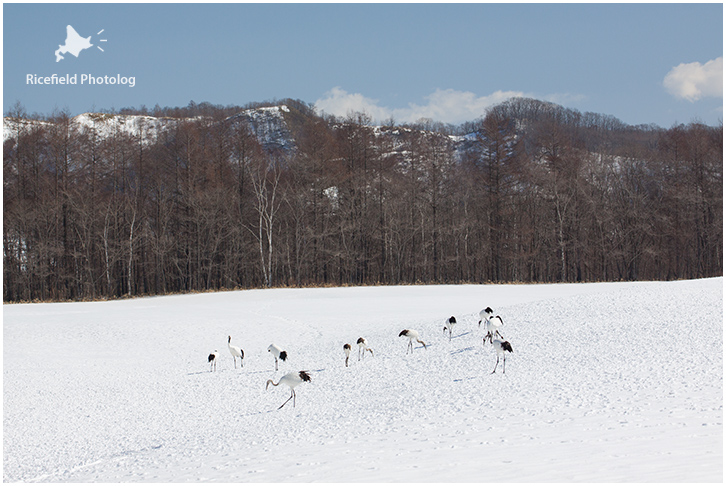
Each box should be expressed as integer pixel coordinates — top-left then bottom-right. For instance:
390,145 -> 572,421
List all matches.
73,113 -> 176,144
3,278 -> 722,482
3,114 -> 177,145
2,118 -> 52,143
226,105 -> 294,152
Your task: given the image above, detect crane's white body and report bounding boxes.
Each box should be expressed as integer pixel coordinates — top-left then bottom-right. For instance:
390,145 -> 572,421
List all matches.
357,337 -> 373,360
478,307 -> 494,328
266,371 -> 311,409
488,337 -> 513,374
399,329 -> 427,354
208,350 -> 218,372
267,344 -> 287,371
484,315 -> 504,344
228,336 -> 244,368
443,316 -> 456,341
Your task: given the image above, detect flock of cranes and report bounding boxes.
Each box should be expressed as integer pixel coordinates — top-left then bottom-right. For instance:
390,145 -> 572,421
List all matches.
209,307 -> 514,409
399,308 -> 513,374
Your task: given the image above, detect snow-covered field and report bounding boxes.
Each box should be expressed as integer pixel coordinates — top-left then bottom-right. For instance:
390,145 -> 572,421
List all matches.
3,278 -> 722,482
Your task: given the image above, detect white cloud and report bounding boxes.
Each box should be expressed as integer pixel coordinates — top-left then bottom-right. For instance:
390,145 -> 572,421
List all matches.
315,87 -> 586,125
314,87 -> 525,125
394,88 -> 526,124
313,87 -> 392,122
663,57 -> 723,102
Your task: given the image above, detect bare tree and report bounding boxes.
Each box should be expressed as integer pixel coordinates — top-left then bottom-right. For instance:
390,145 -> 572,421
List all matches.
247,152 -> 283,287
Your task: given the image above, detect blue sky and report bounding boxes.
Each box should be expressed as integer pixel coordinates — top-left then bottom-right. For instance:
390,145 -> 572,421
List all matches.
3,3 -> 723,127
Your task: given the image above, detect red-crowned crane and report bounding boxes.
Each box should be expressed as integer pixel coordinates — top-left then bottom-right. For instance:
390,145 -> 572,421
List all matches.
478,307 -> 494,328
266,370 -> 311,409
486,337 -> 513,374
484,315 -> 505,344
208,350 -> 218,372
399,329 -> 427,354
267,344 -> 288,371
443,316 -> 457,341
357,337 -> 374,360
343,343 -> 352,367
228,336 -> 244,368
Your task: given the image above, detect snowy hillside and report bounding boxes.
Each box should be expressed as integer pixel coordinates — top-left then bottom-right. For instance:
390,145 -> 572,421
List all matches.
73,113 -> 179,144
226,105 -> 295,152
3,279 -> 722,482
4,105 -> 456,158
3,113 -> 183,146
2,117 -> 52,143
3,107 -> 292,150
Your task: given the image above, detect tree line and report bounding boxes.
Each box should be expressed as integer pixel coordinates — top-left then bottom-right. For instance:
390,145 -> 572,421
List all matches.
3,97 -> 722,302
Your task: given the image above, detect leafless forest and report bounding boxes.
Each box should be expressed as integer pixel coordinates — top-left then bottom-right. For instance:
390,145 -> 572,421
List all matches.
3,98 -> 722,302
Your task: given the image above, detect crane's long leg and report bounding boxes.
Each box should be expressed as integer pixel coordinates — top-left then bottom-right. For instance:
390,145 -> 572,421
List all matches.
278,390 -> 294,410
503,355 -> 506,374
491,356 -> 499,374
